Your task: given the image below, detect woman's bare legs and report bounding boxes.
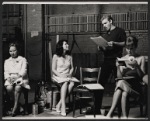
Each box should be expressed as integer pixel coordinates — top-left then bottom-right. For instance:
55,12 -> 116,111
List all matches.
66,82 -> 74,101
56,82 -> 74,112
6,85 -> 14,110
106,89 -> 122,118
121,91 -> 128,118
56,82 -> 68,114
68,82 -> 74,94
6,85 -> 14,100
12,85 -> 22,115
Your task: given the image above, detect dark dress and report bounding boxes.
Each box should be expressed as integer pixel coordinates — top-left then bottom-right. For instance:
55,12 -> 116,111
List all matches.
115,67 -> 142,95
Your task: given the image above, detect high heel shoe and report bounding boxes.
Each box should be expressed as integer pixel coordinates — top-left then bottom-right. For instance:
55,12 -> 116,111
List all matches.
56,109 -> 61,113
11,112 -> 17,117
11,106 -> 19,117
61,112 -> 66,116
55,106 -> 61,113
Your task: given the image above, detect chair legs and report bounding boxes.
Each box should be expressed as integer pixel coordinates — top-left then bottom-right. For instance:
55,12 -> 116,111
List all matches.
140,104 -> 143,116
23,88 -> 28,115
72,91 -> 96,118
92,94 -> 96,117
72,91 -> 76,117
117,96 -> 144,117
50,89 -> 54,110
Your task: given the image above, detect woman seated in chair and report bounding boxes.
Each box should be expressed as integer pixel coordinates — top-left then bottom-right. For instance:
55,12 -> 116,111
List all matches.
4,42 -> 30,117
106,35 -> 146,118
52,39 -> 79,116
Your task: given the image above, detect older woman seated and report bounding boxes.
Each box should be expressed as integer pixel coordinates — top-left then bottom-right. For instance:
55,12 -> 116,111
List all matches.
4,42 -> 30,117
106,35 -> 146,118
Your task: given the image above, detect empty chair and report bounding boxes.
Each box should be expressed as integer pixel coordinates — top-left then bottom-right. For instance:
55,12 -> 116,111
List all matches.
72,67 -> 104,117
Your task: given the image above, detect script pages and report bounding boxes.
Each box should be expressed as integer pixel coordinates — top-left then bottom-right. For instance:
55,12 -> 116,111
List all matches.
90,36 -> 108,49
78,83 -> 104,90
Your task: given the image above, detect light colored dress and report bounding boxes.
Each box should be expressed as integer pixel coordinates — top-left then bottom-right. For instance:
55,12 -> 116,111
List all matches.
52,54 -> 79,84
4,56 -> 30,90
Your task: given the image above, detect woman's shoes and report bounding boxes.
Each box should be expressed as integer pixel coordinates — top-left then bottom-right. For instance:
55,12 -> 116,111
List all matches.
11,112 -> 17,117
61,112 -> 66,116
55,106 -> 61,113
56,109 -> 61,113
11,105 -> 19,117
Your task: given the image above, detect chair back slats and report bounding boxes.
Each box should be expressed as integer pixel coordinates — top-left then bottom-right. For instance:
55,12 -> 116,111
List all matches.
82,68 -> 100,72
80,67 -> 101,84
83,77 -> 98,82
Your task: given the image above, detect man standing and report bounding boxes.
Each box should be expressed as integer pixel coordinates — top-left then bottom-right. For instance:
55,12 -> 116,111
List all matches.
99,15 -> 126,87
92,15 -> 126,114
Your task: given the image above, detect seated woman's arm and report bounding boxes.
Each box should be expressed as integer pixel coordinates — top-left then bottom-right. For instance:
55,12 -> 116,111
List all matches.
4,60 -> 11,82
116,60 -> 123,79
134,56 -> 146,78
67,56 -> 74,77
18,57 -> 28,78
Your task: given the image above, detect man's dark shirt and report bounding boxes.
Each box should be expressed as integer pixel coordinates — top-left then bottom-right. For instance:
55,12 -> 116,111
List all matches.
102,27 -> 126,59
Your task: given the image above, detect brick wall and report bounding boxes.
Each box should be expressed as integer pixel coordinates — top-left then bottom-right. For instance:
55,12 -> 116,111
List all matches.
131,31 -> 148,56
26,5 -> 43,80
51,31 -> 148,56
125,30 -> 148,56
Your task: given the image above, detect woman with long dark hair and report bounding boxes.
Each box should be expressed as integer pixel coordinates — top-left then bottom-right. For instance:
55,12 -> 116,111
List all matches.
52,40 -> 79,116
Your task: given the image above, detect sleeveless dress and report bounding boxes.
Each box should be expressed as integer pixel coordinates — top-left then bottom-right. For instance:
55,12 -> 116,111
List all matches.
115,67 -> 142,95
52,55 -> 79,84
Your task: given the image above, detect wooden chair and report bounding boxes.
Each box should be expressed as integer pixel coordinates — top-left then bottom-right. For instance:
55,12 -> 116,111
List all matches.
72,67 -> 104,117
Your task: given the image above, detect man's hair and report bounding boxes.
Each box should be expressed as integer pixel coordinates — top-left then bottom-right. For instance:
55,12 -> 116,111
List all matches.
101,15 -> 113,22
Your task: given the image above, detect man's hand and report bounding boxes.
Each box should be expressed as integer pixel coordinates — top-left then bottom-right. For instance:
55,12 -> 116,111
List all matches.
97,46 -> 106,51
107,41 -> 113,47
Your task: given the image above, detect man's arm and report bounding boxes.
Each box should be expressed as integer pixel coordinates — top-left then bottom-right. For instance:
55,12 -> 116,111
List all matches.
113,41 -> 125,47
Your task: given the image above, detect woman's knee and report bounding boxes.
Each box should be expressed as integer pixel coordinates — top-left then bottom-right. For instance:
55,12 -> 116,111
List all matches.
69,82 -> 74,87
116,80 -> 125,85
143,75 -> 148,85
63,82 -> 68,85
15,85 -> 22,92
61,82 -> 68,91
122,91 -> 128,98
6,86 -> 13,92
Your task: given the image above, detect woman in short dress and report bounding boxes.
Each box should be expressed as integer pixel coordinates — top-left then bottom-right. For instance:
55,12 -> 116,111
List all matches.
52,39 -> 79,116
4,42 -> 30,116
106,35 -> 146,118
